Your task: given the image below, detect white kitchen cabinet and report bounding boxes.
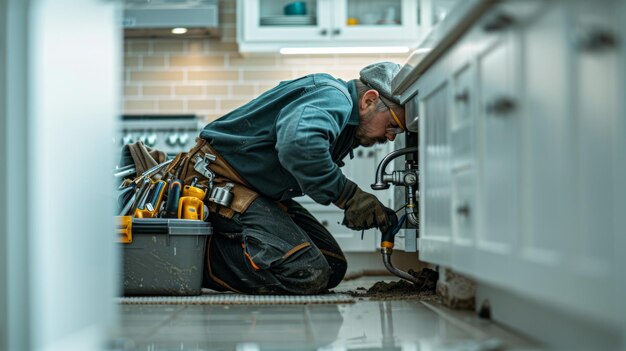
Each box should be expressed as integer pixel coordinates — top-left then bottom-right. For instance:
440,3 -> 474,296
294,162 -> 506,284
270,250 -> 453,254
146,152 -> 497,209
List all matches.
237,0 -> 423,53
418,72 -> 453,264
408,0 -> 623,328
475,15 -> 520,261
567,0 -> 621,318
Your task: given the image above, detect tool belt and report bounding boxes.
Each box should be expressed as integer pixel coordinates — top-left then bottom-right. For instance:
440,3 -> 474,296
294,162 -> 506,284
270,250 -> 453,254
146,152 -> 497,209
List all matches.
166,138 -> 259,219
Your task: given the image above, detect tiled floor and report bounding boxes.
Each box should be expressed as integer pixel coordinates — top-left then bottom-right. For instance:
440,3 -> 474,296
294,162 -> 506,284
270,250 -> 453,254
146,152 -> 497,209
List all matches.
114,277 -> 540,351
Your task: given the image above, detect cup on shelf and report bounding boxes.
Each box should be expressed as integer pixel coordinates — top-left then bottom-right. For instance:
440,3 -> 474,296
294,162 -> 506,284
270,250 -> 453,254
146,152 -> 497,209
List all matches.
379,7 -> 398,24
361,13 -> 378,25
284,1 -> 307,15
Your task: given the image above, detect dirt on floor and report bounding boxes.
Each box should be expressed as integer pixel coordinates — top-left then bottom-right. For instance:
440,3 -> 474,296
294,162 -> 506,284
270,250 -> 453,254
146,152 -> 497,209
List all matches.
343,268 -> 440,301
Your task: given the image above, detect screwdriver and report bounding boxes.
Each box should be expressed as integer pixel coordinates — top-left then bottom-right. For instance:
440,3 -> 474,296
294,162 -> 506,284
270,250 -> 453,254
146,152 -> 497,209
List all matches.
135,180 -> 167,218
164,179 -> 182,218
163,161 -> 186,218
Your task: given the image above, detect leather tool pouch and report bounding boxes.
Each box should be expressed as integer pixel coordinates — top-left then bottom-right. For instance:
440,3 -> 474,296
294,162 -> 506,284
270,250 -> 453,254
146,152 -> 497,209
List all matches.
166,138 -> 259,219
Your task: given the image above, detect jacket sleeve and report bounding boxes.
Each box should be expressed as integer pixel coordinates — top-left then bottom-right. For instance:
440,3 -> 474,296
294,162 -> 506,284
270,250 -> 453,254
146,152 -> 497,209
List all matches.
275,85 -> 353,205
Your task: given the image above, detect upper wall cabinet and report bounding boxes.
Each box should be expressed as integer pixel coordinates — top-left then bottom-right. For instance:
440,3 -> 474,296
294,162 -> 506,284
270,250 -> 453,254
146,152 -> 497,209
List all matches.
237,0 -> 426,53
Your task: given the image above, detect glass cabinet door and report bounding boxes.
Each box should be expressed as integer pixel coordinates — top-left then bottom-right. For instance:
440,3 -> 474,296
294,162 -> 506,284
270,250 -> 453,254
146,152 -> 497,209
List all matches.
334,0 -> 419,41
242,0 -> 333,42
239,0 -> 423,48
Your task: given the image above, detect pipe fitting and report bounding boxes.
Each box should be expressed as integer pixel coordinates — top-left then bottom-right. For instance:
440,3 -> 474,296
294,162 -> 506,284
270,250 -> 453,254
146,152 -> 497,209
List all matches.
371,146 -> 418,190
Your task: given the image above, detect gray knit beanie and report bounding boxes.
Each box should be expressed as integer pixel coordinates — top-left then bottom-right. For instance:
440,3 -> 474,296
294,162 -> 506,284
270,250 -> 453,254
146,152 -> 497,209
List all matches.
359,61 -> 402,105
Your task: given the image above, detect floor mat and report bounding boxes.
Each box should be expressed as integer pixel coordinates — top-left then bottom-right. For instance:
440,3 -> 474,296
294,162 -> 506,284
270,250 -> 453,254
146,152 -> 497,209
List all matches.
117,293 -> 355,305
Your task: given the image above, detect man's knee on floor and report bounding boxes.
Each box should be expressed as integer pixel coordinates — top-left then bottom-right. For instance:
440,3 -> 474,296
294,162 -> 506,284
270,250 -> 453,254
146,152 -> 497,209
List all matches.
276,254 -> 331,294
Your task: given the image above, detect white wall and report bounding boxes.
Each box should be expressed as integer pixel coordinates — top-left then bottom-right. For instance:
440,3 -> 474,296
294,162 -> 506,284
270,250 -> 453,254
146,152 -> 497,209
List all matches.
1,0 -> 121,350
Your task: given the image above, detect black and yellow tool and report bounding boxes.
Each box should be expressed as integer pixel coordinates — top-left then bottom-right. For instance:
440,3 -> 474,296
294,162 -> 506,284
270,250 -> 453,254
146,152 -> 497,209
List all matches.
134,180 -> 167,218
164,179 -> 183,218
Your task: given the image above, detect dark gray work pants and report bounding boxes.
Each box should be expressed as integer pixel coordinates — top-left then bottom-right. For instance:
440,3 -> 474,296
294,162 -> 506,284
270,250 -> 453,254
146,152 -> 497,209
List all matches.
203,197 -> 348,294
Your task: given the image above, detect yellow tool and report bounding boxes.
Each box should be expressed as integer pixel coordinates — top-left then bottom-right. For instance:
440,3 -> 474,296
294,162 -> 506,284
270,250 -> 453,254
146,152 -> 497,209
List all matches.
183,177 -> 206,200
176,177 -> 206,220
178,197 -> 204,220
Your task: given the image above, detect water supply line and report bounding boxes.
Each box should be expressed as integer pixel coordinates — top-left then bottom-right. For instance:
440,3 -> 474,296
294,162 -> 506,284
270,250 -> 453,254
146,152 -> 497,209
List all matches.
380,215 -> 419,284
371,146 -> 420,284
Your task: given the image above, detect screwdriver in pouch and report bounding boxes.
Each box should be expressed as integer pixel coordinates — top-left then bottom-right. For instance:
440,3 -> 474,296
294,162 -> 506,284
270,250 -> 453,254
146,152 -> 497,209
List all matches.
135,180 -> 167,218
163,161 -> 186,218
122,177 -> 151,216
164,178 -> 182,218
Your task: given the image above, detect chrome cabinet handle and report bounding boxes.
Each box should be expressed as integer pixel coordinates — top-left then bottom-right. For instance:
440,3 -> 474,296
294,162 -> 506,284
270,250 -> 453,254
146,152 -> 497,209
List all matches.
575,27 -> 617,52
456,203 -> 470,216
332,28 -> 341,36
486,97 -> 516,115
455,89 -> 469,103
483,13 -> 514,32
319,29 -> 328,36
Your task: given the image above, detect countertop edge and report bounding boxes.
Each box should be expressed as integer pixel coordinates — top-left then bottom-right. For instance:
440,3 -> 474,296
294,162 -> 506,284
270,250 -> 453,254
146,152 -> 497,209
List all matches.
392,0 -> 497,101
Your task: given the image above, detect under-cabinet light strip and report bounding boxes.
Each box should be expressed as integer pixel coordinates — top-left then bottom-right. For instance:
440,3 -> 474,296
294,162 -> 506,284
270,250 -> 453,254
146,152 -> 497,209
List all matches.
279,46 -> 410,55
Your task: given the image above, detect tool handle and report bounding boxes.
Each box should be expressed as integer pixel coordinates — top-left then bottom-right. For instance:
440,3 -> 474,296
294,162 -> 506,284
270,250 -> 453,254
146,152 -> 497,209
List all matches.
147,180 -> 167,216
164,180 -> 182,218
178,197 -> 204,220
381,214 -> 405,248
183,184 -> 206,200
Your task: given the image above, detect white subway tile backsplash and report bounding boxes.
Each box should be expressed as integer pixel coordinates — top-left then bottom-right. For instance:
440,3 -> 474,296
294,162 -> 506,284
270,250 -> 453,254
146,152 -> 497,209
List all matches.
122,0 -> 409,118
142,86 -> 171,96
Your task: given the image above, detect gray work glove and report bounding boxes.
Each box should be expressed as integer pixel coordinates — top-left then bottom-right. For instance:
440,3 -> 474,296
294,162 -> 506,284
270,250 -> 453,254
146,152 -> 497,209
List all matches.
334,179 -> 396,233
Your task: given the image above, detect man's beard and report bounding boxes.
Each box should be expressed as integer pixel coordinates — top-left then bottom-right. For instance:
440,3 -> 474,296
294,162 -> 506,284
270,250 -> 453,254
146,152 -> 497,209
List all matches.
355,110 -> 388,146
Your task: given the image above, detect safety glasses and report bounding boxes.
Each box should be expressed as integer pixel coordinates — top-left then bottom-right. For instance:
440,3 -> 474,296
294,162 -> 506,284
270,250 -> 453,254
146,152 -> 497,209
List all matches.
380,98 -> 405,135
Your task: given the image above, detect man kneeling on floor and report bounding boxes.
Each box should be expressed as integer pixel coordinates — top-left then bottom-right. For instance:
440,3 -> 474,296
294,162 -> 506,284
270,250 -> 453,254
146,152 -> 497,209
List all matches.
181,62 -> 406,294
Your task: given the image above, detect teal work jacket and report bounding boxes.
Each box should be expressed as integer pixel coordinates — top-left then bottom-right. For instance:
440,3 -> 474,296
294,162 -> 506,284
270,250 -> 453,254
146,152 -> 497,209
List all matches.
200,74 -> 361,205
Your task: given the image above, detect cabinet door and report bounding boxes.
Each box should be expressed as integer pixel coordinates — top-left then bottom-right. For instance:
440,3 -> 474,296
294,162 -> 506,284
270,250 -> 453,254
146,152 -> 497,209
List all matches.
450,64 -> 474,172
332,0 -> 418,42
342,145 -> 384,250
239,0 -> 332,42
419,78 -> 452,265
568,0 -> 620,323
238,0 -> 424,52
476,27 -> 520,256
519,1 -> 571,268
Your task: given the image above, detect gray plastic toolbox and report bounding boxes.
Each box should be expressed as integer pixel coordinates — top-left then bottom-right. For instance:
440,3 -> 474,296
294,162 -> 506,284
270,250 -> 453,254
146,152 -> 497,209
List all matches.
119,218 -> 212,296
